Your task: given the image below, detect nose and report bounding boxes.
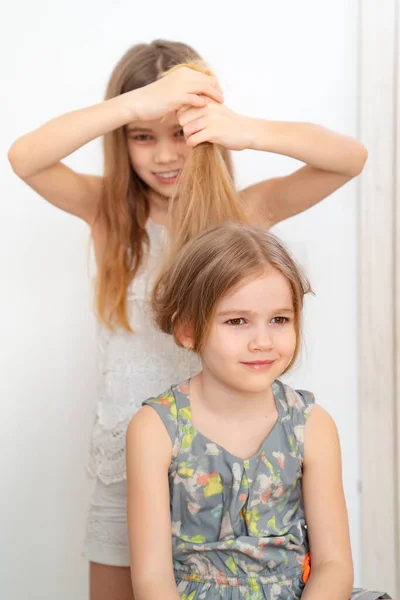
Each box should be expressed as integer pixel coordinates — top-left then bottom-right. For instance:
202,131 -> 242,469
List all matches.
248,326 -> 274,352
154,138 -> 179,164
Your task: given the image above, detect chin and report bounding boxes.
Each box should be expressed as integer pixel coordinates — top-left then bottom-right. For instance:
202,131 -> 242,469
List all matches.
147,178 -> 178,197
245,379 -> 276,393
225,374 -> 277,394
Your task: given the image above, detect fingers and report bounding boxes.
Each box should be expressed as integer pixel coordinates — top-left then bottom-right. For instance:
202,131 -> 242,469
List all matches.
178,106 -> 204,127
183,118 -> 204,138
203,84 -> 223,103
189,74 -> 223,103
192,70 -> 222,94
208,74 -> 223,94
171,66 -> 223,98
177,101 -> 208,120
176,105 -> 189,119
186,129 -> 209,147
184,94 -> 207,109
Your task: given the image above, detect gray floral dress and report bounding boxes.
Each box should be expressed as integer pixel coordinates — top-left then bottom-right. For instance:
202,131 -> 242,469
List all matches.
143,379 -> 390,600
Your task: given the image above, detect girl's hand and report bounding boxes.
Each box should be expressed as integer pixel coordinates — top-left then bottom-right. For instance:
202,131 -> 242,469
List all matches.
127,67 -> 224,122
177,102 -> 253,150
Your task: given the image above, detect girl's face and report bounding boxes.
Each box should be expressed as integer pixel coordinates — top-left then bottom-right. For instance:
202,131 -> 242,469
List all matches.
197,268 -> 297,394
126,114 -> 191,201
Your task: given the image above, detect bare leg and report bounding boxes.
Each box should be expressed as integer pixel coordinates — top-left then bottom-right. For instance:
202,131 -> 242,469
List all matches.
90,562 -> 134,600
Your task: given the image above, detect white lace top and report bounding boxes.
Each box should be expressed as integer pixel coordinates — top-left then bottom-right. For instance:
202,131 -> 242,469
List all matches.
87,219 -> 200,484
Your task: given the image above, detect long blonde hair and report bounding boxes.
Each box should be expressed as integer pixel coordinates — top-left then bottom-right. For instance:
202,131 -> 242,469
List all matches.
152,222 -> 312,373
163,63 -> 248,258
95,41 -> 234,330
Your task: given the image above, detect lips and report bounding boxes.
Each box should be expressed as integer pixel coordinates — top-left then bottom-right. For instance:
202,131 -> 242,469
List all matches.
240,360 -> 276,371
153,170 -> 181,184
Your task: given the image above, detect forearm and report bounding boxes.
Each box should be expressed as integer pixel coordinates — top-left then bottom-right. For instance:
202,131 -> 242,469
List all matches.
301,560 -> 353,600
245,118 -> 367,177
8,92 -> 135,179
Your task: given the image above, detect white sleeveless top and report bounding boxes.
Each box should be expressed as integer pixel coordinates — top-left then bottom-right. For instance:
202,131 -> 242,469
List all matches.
87,219 -> 200,484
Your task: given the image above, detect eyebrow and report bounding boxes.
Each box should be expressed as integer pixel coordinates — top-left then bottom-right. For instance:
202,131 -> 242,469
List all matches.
217,308 -> 294,317
126,127 -> 152,134
126,124 -> 181,134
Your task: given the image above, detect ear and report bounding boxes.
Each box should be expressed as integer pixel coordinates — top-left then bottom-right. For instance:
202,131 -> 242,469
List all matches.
174,320 -> 195,350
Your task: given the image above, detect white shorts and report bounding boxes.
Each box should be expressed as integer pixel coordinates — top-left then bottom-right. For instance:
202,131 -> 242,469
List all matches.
83,479 -> 130,567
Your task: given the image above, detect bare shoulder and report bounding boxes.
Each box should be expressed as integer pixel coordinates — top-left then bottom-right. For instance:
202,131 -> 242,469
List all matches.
126,406 -> 173,462
127,405 -> 167,435
306,403 -> 337,430
304,403 -> 341,462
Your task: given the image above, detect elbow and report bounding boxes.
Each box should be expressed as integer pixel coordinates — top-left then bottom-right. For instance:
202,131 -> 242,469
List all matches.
131,573 -> 177,600
340,561 -> 354,592
7,139 -> 36,180
338,557 -> 354,587
313,558 -> 354,596
8,142 -> 27,179
343,570 -> 355,598
349,143 -> 368,177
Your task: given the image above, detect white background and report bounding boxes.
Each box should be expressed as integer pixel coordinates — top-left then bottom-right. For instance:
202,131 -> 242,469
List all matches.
1,1 -> 361,598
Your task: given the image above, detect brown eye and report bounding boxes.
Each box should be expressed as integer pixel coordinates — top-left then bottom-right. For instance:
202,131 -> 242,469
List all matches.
133,134 -> 152,141
226,318 -> 245,326
271,317 -> 289,325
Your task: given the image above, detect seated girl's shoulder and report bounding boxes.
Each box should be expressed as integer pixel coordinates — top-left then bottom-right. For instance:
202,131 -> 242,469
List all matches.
126,391 -> 179,462
274,379 -> 316,420
143,387 -> 178,415
276,381 -> 336,429
127,387 -> 178,450
135,381 -> 189,443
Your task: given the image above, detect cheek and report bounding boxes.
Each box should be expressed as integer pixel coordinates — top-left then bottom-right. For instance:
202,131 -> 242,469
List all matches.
127,144 -> 151,172
276,327 -> 297,355
202,328 -> 229,358
180,142 -> 192,161
210,327 -> 243,358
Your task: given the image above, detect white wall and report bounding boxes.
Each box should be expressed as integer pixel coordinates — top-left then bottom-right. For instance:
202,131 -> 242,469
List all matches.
1,1 -> 361,598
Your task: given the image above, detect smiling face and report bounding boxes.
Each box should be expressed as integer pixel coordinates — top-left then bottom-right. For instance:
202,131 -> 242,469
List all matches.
203,269 -> 296,393
126,114 -> 192,201
180,267 -> 297,395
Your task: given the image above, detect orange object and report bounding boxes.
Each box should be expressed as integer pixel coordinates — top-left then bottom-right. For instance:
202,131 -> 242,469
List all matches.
302,552 -> 311,583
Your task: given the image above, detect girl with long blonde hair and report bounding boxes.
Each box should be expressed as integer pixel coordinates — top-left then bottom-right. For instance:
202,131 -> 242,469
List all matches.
8,39 -> 367,600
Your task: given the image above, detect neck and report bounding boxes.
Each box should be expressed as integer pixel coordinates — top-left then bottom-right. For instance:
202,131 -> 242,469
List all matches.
190,370 -> 275,422
148,190 -> 170,226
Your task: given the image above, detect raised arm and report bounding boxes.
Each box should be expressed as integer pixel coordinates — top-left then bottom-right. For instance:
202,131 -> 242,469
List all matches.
178,102 -> 367,226
7,68 -> 223,225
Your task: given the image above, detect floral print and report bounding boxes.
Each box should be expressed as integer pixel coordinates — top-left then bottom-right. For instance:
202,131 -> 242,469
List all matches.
142,380 -> 390,600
